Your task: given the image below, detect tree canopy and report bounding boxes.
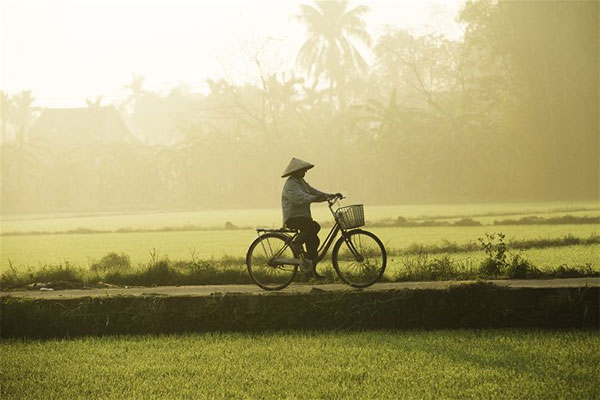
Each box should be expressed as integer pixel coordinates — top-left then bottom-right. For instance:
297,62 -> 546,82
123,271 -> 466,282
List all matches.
1,0 -> 597,214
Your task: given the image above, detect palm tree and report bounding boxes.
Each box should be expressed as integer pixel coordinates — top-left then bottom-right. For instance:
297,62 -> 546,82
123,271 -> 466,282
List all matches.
0,91 -> 12,144
2,91 -> 40,210
123,74 -> 145,113
85,96 -> 103,108
295,0 -> 372,91
12,90 -> 37,143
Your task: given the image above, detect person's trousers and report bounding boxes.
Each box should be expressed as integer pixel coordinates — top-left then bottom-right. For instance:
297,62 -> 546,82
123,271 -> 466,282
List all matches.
285,216 -> 321,263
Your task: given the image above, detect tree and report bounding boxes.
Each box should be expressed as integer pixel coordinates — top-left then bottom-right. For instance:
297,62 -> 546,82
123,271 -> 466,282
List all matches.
123,74 -> 146,114
1,91 -> 42,210
460,0 -> 599,199
295,0 -> 372,94
0,91 -> 12,144
85,96 -> 103,108
12,90 -> 37,143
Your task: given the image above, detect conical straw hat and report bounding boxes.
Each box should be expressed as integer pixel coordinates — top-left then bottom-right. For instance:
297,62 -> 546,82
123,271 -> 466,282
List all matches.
281,157 -> 314,178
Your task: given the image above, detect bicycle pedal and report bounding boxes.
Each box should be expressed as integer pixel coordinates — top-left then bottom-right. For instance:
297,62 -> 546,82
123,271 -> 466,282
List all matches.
300,259 -> 313,274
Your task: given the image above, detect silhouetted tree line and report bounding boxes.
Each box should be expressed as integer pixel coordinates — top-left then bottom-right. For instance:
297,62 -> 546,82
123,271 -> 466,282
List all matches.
1,0 -> 598,214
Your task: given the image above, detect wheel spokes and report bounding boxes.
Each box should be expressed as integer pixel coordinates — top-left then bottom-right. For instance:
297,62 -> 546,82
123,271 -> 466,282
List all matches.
336,233 -> 384,285
249,235 -> 297,289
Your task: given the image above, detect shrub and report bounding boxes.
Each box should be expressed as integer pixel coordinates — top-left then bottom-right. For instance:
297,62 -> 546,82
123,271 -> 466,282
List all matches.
399,254 -> 459,281
551,264 -> 599,278
428,256 -> 456,279
479,258 -> 503,277
224,221 -> 238,230
453,218 -> 481,226
0,263 -> 86,290
395,216 -> 409,226
90,252 -> 131,273
142,260 -> 177,285
478,233 -> 508,277
505,255 -> 541,279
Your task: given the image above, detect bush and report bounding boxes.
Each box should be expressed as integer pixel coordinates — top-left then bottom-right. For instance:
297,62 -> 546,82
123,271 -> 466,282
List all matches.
90,252 -> 131,273
399,254 -> 459,281
428,256 -> 456,280
479,258 -> 503,277
395,216 -> 409,226
0,263 -> 86,290
453,218 -> 481,226
551,264 -> 598,278
224,221 -> 239,230
505,255 -> 541,279
478,233 -> 508,277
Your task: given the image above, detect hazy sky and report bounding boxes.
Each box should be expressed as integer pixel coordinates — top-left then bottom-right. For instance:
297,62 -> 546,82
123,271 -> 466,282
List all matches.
2,0 -> 466,107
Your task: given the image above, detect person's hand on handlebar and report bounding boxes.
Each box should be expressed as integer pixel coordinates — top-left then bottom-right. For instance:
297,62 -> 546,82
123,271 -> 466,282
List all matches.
314,193 -> 344,203
327,193 -> 344,201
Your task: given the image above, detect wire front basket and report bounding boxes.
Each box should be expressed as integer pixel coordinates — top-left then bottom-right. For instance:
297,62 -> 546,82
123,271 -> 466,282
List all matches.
336,204 -> 365,229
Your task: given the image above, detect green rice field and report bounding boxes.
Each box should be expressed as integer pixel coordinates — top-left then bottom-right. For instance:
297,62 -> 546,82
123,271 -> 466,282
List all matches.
1,330 -> 598,399
2,201 -> 597,233
1,202 -> 598,274
1,232 -> 598,278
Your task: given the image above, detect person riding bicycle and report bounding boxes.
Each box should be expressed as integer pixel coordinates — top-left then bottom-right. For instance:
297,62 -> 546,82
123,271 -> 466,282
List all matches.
281,157 -> 341,278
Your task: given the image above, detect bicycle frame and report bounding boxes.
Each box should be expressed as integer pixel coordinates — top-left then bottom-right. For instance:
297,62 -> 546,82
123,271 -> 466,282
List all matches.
256,197 -> 355,265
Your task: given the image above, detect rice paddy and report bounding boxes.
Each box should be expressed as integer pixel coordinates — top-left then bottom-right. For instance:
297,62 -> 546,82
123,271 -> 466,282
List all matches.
1,330 -> 598,399
1,203 -> 598,274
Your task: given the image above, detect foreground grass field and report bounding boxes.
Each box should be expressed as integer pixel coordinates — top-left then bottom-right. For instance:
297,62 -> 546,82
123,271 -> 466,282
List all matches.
1,330 -> 598,399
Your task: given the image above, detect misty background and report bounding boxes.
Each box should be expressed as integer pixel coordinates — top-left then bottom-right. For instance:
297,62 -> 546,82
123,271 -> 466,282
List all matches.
1,0 -> 598,214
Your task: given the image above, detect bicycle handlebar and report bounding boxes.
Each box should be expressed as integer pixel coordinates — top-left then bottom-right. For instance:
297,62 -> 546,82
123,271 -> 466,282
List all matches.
327,194 -> 344,204
327,195 -> 345,215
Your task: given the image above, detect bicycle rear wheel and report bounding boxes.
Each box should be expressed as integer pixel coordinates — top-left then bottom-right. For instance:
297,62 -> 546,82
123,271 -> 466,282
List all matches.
246,233 -> 298,290
332,229 -> 387,288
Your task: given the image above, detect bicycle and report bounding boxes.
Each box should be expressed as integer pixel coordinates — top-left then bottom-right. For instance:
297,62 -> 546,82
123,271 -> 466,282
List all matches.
246,196 -> 387,290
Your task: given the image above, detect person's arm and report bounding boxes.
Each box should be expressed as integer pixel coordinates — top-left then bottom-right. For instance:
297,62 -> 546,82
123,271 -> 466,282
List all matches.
283,179 -> 318,205
304,181 -> 328,197
304,181 -> 344,202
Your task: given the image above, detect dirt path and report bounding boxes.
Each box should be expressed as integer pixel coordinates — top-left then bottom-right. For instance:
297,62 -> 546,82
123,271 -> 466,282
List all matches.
1,277 -> 598,299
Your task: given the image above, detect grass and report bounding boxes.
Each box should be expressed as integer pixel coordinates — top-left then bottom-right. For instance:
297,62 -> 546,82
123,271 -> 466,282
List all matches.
3,201 -> 598,233
1,330 -> 598,399
1,202 -> 598,285
493,214 -> 600,225
1,224 -> 598,273
388,245 -> 600,281
1,244 -> 598,289
387,234 -> 600,256
388,244 -> 600,274
4,213 -> 599,237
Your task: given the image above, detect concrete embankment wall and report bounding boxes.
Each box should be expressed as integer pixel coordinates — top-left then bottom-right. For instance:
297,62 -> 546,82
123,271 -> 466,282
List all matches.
1,283 -> 598,338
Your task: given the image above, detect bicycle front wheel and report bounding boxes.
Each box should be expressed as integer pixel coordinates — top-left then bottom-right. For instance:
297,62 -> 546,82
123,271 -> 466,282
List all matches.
332,229 -> 387,288
246,233 -> 298,290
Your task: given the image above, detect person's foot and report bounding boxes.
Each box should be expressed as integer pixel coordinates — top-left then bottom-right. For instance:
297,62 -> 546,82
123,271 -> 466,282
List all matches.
302,259 -> 325,280
300,258 -> 313,275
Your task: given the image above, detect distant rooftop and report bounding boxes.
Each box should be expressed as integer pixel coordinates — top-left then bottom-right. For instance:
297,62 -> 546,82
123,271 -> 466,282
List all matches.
28,106 -> 137,146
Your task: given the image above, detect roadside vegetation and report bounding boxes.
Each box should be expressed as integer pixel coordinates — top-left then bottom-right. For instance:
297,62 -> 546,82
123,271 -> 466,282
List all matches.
1,233 -> 598,290
2,205 -> 598,289
2,219 -> 598,272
